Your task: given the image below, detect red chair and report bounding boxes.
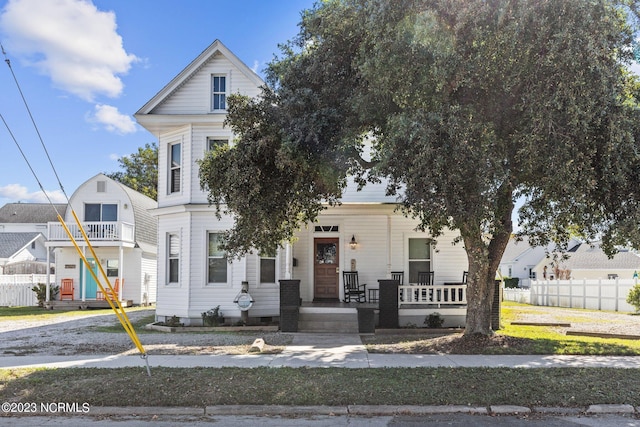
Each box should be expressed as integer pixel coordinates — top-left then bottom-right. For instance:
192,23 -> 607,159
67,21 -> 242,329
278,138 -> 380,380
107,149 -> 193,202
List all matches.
98,278 -> 122,302
60,279 -> 74,301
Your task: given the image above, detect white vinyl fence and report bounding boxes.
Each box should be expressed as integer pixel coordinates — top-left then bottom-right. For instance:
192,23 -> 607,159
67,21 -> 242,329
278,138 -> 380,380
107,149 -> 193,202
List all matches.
504,279 -> 637,312
0,275 -> 55,307
502,288 -> 531,304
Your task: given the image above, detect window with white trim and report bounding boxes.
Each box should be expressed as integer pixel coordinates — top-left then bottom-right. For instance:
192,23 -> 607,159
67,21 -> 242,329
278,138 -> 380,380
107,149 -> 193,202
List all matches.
259,251 -> 276,284
211,75 -> 226,111
208,232 -> 227,283
84,203 -> 117,221
408,238 -> 432,284
169,143 -> 181,193
207,137 -> 228,151
168,233 -> 180,284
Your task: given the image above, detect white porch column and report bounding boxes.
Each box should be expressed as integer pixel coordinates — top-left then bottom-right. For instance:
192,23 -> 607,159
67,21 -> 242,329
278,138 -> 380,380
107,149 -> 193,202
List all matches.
45,248 -> 51,302
285,242 -> 292,279
81,246 -> 86,301
118,245 -> 124,300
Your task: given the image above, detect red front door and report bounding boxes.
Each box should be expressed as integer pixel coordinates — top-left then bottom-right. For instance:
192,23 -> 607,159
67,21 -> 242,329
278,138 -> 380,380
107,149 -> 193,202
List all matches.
314,238 -> 339,301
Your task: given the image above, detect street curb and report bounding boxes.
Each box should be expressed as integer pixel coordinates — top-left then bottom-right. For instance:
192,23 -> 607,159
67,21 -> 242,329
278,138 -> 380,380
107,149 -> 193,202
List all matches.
40,404 -> 640,418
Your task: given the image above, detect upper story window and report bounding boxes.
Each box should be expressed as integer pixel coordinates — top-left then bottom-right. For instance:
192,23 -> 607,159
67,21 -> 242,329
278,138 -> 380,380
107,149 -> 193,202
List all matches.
85,203 -> 117,221
170,143 -> 181,193
211,75 -> 226,111
207,138 -> 228,151
408,238 -> 432,284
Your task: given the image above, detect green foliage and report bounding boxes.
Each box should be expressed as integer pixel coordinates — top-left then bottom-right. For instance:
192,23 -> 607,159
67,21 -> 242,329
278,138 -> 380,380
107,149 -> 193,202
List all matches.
106,142 -> 158,200
424,312 -> 445,328
627,284 -> 640,312
503,278 -> 519,289
31,283 -> 59,307
201,305 -> 224,326
202,0 -> 640,334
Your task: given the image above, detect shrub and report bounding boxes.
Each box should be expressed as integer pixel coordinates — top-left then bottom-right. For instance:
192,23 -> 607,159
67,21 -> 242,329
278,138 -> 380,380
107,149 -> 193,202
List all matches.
31,283 -> 59,307
627,284 -> 640,313
424,312 -> 445,328
164,315 -> 183,327
503,277 -> 520,288
201,305 -> 224,326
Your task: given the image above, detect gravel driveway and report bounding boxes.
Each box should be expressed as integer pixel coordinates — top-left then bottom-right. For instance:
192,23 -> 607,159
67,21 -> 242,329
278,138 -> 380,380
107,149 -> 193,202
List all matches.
0,309 -> 292,356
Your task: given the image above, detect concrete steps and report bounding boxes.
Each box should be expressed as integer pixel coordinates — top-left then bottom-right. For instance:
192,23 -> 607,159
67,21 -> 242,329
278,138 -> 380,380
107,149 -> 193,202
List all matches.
298,307 -> 359,333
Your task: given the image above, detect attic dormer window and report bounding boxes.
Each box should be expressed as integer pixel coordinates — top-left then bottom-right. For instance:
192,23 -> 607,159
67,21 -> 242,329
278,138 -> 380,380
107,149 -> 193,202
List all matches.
211,75 -> 226,111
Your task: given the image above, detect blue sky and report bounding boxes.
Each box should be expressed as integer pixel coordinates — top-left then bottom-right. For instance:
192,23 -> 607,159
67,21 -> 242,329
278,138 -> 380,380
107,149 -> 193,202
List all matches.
0,0 -> 315,206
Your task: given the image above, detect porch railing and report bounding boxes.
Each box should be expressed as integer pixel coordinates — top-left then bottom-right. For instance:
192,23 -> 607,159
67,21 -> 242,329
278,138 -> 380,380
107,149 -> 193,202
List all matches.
48,221 -> 135,243
399,284 -> 467,305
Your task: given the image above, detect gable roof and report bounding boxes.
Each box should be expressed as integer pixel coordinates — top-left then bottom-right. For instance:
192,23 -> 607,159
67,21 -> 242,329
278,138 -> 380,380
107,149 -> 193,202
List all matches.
0,203 -> 67,224
136,39 -> 263,118
561,242 -> 640,270
0,232 -> 41,258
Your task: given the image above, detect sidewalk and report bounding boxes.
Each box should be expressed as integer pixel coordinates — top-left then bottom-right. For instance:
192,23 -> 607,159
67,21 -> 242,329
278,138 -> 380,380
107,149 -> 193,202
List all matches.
2,333 -> 640,370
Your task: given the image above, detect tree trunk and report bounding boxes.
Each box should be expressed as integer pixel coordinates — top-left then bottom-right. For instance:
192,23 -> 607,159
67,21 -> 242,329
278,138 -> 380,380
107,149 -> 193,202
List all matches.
462,235 -> 495,335
461,185 -> 513,335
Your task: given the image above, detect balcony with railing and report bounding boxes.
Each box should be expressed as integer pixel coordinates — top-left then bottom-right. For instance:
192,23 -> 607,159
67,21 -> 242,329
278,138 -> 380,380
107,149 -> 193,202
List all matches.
48,221 -> 135,243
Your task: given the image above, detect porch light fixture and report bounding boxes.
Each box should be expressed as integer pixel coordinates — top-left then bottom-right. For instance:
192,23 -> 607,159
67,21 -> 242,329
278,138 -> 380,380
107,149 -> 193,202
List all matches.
350,235 -> 358,250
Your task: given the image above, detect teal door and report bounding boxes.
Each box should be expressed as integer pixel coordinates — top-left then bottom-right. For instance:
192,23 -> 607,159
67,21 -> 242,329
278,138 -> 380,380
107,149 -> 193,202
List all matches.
80,258 -> 98,299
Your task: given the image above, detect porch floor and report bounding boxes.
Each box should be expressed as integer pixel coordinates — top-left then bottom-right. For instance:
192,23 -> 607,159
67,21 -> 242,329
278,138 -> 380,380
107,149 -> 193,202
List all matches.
302,301 -> 378,310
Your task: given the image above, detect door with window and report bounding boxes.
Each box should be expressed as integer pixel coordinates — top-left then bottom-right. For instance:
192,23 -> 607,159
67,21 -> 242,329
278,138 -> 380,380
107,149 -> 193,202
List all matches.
314,238 -> 339,301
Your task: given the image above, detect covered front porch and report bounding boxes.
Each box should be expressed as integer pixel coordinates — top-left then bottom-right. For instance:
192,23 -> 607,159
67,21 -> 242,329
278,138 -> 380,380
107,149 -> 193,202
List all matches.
282,280 -> 468,333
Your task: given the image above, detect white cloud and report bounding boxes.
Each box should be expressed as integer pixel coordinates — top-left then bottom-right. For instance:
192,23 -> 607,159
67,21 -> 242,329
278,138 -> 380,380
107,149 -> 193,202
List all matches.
0,184 -> 66,203
88,104 -> 136,134
0,0 -> 138,101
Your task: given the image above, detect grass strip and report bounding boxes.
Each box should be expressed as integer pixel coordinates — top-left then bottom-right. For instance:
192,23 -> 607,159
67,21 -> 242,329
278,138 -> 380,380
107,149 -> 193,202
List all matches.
1,367 -> 638,407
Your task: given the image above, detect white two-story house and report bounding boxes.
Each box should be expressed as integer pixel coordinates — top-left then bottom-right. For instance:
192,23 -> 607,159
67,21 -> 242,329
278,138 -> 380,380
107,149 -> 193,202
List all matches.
135,40 -> 469,326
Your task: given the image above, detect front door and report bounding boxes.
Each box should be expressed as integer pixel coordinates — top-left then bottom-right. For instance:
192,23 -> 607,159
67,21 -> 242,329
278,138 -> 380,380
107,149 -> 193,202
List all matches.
79,258 -> 98,299
314,238 -> 339,301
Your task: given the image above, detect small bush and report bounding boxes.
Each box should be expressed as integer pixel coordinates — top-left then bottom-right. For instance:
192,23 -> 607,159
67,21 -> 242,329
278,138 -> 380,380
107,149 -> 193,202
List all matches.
164,315 -> 183,327
31,283 -> 59,307
627,284 -> 640,312
503,277 -> 520,288
425,312 -> 445,328
201,305 -> 224,326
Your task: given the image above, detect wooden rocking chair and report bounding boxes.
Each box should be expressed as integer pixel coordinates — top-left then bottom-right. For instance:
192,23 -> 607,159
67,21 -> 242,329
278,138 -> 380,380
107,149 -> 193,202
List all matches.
98,278 -> 123,302
343,271 -> 366,303
60,278 -> 74,301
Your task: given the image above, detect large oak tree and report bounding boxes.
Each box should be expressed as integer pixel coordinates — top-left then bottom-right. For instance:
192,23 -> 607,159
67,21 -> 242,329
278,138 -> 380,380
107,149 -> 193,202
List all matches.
200,0 -> 640,335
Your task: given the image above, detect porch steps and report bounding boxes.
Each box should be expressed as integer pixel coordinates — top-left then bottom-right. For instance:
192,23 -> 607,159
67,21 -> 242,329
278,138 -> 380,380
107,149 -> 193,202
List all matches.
298,307 -> 359,333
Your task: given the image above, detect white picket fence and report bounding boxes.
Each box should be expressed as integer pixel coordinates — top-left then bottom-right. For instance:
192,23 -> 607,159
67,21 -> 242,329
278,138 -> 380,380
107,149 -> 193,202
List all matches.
0,275 -> 56,307
502,279 -> 637,312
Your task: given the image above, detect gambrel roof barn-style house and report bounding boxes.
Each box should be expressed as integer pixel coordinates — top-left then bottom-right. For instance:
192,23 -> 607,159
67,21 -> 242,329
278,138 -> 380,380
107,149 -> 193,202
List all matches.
135,40 -> 470,329
45,174 -> 157,307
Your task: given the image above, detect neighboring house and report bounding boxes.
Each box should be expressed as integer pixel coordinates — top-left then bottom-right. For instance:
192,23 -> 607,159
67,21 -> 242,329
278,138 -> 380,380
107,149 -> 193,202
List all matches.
0,202 -> 66,274
535,242 -> 640,281
135,40 -> 469,325
499,236 -> 581,287
0,202 -> 67,233
45,174 -> 158,305
0,232 -> 49,274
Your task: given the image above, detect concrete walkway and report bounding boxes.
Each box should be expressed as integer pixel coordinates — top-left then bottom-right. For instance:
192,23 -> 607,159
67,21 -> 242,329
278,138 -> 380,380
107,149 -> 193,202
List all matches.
2,333 -> 640,370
